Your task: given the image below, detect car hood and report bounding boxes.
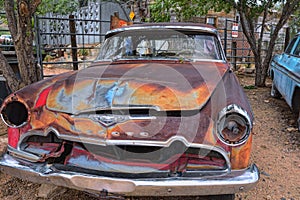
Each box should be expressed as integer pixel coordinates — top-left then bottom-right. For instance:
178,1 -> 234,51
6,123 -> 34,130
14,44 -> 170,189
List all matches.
45,61 -> 228,114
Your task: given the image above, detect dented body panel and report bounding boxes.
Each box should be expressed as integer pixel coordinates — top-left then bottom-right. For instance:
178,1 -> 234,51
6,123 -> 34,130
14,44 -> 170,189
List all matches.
0,23 -> 258,197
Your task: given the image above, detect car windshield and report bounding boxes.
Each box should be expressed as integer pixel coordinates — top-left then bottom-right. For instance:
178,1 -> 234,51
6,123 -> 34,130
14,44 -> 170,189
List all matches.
97,28 -> 224,61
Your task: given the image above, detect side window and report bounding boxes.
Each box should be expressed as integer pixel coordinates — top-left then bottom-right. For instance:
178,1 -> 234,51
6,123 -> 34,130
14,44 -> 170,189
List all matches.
285,37 -> 297,54
292,39 -> 300,57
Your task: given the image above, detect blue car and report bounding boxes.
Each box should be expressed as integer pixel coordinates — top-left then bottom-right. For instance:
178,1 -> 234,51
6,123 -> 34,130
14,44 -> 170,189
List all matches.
269,33 -> 300,131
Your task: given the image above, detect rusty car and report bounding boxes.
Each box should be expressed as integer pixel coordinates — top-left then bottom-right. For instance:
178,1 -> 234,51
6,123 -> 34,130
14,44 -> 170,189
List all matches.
0,23 -> 259,199
270,32 -> 300,131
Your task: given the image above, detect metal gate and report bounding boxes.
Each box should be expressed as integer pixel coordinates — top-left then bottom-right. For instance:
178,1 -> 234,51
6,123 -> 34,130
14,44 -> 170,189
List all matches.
35,1 -> 130,77
218,19 -> 253,70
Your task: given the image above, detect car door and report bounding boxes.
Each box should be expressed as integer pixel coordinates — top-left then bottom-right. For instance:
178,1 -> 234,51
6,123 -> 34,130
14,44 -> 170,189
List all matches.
274,37 -> 300,105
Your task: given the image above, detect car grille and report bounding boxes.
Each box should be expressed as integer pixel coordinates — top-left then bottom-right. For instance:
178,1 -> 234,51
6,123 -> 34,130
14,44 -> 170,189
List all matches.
18,129 -> 229,178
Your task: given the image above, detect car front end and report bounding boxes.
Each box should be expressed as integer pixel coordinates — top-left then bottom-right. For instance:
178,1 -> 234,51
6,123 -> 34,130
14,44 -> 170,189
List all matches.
0,23 -> 259,198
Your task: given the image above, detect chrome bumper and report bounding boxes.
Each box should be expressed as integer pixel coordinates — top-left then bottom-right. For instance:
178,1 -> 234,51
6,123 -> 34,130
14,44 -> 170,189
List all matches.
0,153 -> 259,196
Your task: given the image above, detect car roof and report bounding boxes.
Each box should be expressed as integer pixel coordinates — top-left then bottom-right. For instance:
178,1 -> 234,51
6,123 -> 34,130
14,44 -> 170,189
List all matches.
105,22 -> 219,38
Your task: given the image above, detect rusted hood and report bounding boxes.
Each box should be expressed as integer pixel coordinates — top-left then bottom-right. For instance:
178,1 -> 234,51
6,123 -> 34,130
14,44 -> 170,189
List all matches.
46,61 -> 228,114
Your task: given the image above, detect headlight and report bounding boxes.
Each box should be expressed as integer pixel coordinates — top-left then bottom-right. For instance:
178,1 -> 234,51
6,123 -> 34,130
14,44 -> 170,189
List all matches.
1,101 -> 29,128
216,104 -> 252,146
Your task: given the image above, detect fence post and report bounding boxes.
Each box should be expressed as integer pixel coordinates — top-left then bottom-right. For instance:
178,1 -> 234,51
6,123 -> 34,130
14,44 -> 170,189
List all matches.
224,19 -> 228,57
69,15 -> 78,70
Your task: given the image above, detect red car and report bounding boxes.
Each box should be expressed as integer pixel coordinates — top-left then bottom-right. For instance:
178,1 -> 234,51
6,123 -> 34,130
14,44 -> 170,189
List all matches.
0,23 -> 259,199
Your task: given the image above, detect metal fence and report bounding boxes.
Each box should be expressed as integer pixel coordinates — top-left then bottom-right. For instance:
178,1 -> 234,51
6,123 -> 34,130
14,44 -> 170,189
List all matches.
218,19 -> 287,70
35,1 -> 130,77
35,15 -> 106,76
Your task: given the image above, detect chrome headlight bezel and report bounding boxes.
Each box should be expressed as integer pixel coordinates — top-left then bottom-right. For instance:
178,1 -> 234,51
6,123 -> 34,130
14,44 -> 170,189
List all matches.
1,100 -> 29,128
216,104 -> 252,146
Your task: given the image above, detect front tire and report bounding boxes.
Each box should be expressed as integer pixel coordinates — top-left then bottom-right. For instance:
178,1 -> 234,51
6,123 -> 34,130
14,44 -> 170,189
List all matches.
270,81 -> 281,98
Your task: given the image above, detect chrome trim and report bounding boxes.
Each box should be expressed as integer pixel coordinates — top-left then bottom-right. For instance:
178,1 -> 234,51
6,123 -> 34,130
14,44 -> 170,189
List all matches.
0,113 -> 28,128
0,153 -> 260,196
73,105 -> 162,115
216,104 -> 252,147
73,113 -> 156,127
106,25 -> 218,37
8,145 -> 41,162
0,99 -> 30,128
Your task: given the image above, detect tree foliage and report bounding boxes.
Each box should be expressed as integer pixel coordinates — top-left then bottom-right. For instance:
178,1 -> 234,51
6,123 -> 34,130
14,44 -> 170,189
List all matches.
150,0 -> 300,86
150,0 -> 231,22
36,0 -> 79,15
289,5 -> 300,36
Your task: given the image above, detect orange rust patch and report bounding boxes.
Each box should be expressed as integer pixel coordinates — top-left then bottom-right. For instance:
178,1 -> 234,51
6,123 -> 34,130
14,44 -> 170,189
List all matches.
230,134 -> 252,169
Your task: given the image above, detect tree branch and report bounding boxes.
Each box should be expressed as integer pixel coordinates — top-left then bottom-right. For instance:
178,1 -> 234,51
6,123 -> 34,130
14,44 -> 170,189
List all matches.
263,0 -> 300,68
257,0 -> 272,57
237,1 -> 258,57
31,0 -> 42,13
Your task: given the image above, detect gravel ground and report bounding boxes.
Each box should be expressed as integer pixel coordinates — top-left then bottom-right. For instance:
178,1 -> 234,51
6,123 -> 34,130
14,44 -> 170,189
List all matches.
0,74 -> 299,200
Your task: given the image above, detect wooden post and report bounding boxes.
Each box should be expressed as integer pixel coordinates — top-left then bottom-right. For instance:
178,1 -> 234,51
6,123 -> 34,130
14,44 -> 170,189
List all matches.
69,15 -> 78,70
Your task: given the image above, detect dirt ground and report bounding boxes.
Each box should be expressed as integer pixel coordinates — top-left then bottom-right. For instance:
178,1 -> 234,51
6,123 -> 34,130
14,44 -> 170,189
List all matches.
0,74 -> 299,200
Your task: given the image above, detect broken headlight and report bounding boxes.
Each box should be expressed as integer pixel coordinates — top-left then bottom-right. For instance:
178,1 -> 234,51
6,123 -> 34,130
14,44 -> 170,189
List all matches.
216,104 -> 252,146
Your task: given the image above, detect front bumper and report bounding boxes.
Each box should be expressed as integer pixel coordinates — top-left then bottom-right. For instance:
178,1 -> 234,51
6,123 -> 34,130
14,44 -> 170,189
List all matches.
0,153 -> 259,196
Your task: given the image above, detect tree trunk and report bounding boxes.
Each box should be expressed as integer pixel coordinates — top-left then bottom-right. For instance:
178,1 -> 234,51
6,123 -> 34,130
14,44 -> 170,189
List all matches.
254,54 -> 265,87
0,51 -> 22,92
3,0 -> 42,92
255,63 -> 268,87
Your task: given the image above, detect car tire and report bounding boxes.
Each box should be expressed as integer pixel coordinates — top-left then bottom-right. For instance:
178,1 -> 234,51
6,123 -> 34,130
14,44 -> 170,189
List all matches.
270,81 -> 281,98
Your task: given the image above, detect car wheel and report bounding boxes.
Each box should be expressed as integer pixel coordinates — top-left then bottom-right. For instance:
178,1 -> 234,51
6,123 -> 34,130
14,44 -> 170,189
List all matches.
270,81 -> 281,98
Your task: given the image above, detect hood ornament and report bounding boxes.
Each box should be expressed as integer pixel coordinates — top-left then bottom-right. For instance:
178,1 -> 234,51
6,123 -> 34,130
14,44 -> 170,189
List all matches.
92,115 -> 126,127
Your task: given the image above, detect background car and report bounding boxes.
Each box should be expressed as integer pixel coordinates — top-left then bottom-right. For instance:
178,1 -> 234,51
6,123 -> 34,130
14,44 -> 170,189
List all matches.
0,34 -> 12,44
0,23 -> 259,200
0,34 -> 13,51
270,32 -> 300,131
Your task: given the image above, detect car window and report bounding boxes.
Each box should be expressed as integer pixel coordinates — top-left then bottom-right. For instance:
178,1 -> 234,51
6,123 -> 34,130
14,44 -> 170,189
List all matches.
292,39 -> 300,57
97,29 -> 224,61
285,37 -> 298,54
